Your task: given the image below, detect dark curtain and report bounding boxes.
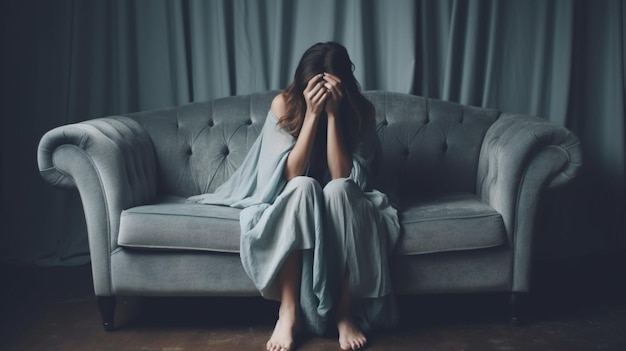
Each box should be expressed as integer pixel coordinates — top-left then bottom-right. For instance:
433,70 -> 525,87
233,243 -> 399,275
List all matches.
1,0 -> 624,265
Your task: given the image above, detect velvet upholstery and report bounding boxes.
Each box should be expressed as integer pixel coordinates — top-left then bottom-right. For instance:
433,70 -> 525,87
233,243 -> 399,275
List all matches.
38,90 -> 581,308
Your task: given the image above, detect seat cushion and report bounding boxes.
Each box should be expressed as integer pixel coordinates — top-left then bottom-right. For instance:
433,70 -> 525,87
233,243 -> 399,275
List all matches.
118,196 -> 242,253
395,193 -> 507,255
119,193 -> 506,256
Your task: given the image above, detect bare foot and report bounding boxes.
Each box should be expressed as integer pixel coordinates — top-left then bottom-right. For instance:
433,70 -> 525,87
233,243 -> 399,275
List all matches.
266,307 -> 299,351
338,318 -> 367,350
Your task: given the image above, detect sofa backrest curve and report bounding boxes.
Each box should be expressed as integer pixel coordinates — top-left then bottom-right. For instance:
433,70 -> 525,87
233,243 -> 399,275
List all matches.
126,90 -> 499,205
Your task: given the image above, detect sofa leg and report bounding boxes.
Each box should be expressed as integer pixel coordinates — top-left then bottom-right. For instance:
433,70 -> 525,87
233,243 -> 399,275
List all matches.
510,292 -> 528,326
97,296 -> 117,331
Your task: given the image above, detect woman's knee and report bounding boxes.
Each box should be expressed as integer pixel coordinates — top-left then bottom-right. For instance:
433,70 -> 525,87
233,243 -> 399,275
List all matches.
285,176 -> 322,197
323,178 -> 358,200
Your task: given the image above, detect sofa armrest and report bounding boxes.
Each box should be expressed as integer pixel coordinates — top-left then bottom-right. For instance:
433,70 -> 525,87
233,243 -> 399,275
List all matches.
37,116 -> 157,295
477,113 -> 582,291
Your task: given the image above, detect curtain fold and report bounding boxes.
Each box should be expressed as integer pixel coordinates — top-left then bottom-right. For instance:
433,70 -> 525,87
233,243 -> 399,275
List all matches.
2,0 -> 624,264
562,0 -> 626,253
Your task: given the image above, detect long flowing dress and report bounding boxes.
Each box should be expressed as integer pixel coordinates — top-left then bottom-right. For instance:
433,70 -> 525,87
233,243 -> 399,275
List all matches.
188,108 -> 400,334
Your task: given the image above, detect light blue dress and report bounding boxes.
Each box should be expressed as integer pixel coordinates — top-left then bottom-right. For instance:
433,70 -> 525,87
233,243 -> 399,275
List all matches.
189,110 -> 400,334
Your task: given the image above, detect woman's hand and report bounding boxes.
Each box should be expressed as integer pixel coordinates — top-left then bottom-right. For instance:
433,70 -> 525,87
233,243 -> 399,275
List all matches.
304,74 -> 328,117
323,73 -> 343,117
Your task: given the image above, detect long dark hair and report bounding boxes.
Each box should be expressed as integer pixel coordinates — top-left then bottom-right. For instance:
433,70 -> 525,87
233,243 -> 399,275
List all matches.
279,42 -> 373,147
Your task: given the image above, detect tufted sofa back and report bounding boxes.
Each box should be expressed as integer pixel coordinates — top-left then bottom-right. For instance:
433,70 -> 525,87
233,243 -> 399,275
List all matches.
367,91 -> 499,205
127,91 -> 500,205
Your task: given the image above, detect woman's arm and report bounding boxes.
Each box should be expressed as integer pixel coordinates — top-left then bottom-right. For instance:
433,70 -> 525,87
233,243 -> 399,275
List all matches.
276,74 -> 328,181
326,115 -> 352,179
324,73 -> 352,179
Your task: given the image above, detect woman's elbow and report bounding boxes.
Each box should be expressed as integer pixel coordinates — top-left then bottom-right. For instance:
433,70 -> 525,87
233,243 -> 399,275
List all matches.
284,167 -> 304,181
330,165 -> 352,180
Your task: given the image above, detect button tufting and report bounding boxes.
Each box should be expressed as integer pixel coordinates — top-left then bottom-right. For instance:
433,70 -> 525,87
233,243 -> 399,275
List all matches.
382,120 -> 388,126
221,146 -> 229,156
245,119 -> 252,125
402,148 -> 409,156
208,120 -> 214,127
186,148 -> 192,155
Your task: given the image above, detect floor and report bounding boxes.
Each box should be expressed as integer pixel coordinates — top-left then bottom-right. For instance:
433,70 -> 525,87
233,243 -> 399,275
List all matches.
1,254 -> 625,351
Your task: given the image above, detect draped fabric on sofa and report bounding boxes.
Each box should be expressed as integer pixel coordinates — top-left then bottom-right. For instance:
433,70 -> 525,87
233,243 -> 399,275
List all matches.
1,0 -> 624,264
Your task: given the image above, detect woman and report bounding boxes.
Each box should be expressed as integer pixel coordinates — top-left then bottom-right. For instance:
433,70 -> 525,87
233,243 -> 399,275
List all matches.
190,42 -> 399,351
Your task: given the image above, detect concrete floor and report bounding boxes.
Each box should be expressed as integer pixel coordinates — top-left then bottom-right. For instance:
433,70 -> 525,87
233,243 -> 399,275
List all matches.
1,254 -> 625,350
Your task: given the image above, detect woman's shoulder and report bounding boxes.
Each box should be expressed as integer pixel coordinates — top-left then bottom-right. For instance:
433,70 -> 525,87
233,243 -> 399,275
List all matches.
271,92 -> 287,117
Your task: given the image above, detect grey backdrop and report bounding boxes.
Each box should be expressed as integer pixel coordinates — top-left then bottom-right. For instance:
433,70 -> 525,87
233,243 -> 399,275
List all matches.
1,0 -> 624,265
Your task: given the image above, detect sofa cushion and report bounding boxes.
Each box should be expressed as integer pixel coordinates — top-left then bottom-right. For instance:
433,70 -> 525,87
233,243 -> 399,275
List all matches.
118,196 -> 242,253
119,194 -> 506,256
395,193 -> 507,255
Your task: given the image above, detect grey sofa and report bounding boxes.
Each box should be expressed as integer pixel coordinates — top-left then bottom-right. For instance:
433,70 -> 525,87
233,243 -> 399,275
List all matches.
37,91 -> 582,331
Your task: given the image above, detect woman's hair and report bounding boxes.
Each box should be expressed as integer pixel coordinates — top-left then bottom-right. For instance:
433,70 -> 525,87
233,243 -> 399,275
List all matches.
279,42 -> 373,146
